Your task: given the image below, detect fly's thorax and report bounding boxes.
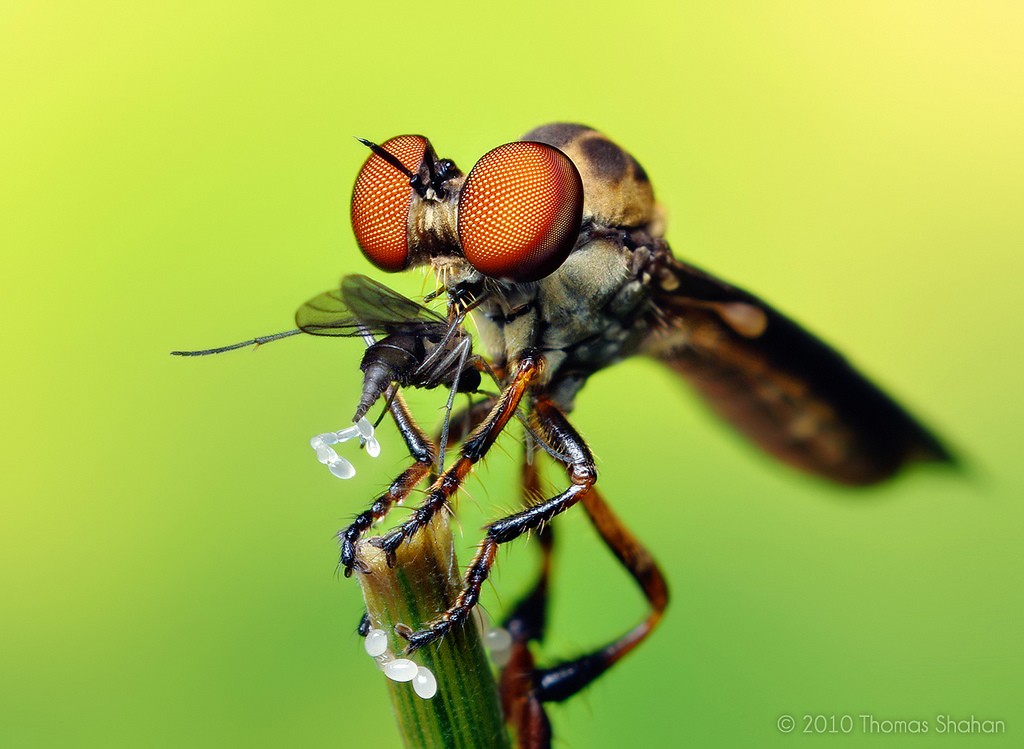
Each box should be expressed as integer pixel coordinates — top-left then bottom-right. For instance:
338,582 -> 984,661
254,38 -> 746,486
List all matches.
535,238 -> 633,350
521,123 -> 656,230
460,231 -> 658,405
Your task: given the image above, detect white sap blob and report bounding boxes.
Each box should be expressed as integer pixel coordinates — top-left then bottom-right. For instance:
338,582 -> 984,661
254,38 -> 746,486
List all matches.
412,666 -> 438,699
364,628 -> 389,657
328,457 -> 356,479
383,659 -> 418,683
309,414 -> 386,480
484,627 -> 512,654
336,425 -> 360,442
489,646 -> 512,668
355,417 -> 374,439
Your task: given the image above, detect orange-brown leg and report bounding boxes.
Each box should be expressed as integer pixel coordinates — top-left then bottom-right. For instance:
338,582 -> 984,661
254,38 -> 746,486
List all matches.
356,393 -> 494,636
397,390 -> 594,653
500,447 -> 556,748
501,397 -> 669,712
532,482 -> 668,702
370,351 -> 542,571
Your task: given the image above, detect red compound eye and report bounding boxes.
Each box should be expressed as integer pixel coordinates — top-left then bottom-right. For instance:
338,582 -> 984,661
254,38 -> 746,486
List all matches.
350,135 -> 428,272
457,141 -> 583,282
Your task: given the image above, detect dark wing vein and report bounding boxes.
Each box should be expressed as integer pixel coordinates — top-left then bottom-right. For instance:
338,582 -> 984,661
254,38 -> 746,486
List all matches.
295,274 -> 446,337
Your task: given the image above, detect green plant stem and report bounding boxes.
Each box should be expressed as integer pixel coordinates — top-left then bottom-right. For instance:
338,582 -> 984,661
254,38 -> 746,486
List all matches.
356,516 -> 510,749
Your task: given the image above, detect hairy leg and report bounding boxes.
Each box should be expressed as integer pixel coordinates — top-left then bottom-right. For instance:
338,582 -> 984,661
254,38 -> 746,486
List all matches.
396,392 -> 594,653
338,388 -> 436,576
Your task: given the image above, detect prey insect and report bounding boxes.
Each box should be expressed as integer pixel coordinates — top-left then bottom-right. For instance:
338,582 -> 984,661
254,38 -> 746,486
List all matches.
175,123 -> 953,748
174,274 -> 483,466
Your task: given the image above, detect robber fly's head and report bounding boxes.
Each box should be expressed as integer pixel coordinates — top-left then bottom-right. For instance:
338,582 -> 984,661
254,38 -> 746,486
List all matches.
351,134 -> 585,284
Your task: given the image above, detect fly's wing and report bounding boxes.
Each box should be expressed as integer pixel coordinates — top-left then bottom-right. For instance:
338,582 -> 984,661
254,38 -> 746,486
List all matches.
643,256 -> 954,485
296,274 -> 446,337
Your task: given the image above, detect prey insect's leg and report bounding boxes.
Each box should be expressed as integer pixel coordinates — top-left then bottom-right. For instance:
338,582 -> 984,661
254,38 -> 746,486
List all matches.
371,350 -> 543,573
441,396 -> 497,447
429,394 -> 497,485
338,388 -> 437,577
434,336 -> 474,473
397,389 -> 594,654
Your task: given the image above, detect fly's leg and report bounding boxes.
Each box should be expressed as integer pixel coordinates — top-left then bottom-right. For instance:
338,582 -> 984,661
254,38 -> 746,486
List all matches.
500,454 -> 555,749
503,453 -> 555,644
497,396 -> 667,740
354,396 -> 497,635
510,396 -> 668,703
396,385 -> 593,654
369,351 -> 542,601
443,396 -> 498,446
530,483 -> 668,703
502,639 -> 552,749
338,388 -> 436,577
499,484 -> 665,748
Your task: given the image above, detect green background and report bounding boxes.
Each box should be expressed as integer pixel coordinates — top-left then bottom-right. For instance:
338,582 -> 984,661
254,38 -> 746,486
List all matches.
3,2 -> 1021,747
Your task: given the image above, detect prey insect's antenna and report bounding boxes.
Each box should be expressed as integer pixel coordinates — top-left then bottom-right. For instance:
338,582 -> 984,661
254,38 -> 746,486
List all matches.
170,329 -> 302,356
356,137 -> 415,179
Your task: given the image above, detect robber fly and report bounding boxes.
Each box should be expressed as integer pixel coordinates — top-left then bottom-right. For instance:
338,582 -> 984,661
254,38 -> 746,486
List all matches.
176,123 -> 953,748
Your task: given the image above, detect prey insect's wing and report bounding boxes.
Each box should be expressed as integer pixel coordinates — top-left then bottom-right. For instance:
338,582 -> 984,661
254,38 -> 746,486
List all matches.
296,274 -> 447,337
643,256 -> 954,485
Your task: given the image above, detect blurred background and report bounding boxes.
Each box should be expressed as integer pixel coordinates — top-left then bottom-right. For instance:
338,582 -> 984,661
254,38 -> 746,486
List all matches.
2,2 -> 1021,746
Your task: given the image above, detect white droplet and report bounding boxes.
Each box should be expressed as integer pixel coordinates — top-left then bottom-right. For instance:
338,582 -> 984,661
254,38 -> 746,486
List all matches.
365,436 -> 381,458
309,436 -> 325,449
489,647 -> 511,668
485,627 -> 512,653
412,666 -> 438,699
364,628 -> 388,657
336,425 -> 360,442
316,432 -> 339,445
315,444 -> 338,464
355,417 -> 374,439
328,457 -> 356,479
383,658 -> 418,682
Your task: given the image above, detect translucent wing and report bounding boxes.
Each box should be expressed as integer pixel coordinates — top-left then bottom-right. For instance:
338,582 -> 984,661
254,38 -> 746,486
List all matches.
296,274 -> 446,337
643,256 -> 954,485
